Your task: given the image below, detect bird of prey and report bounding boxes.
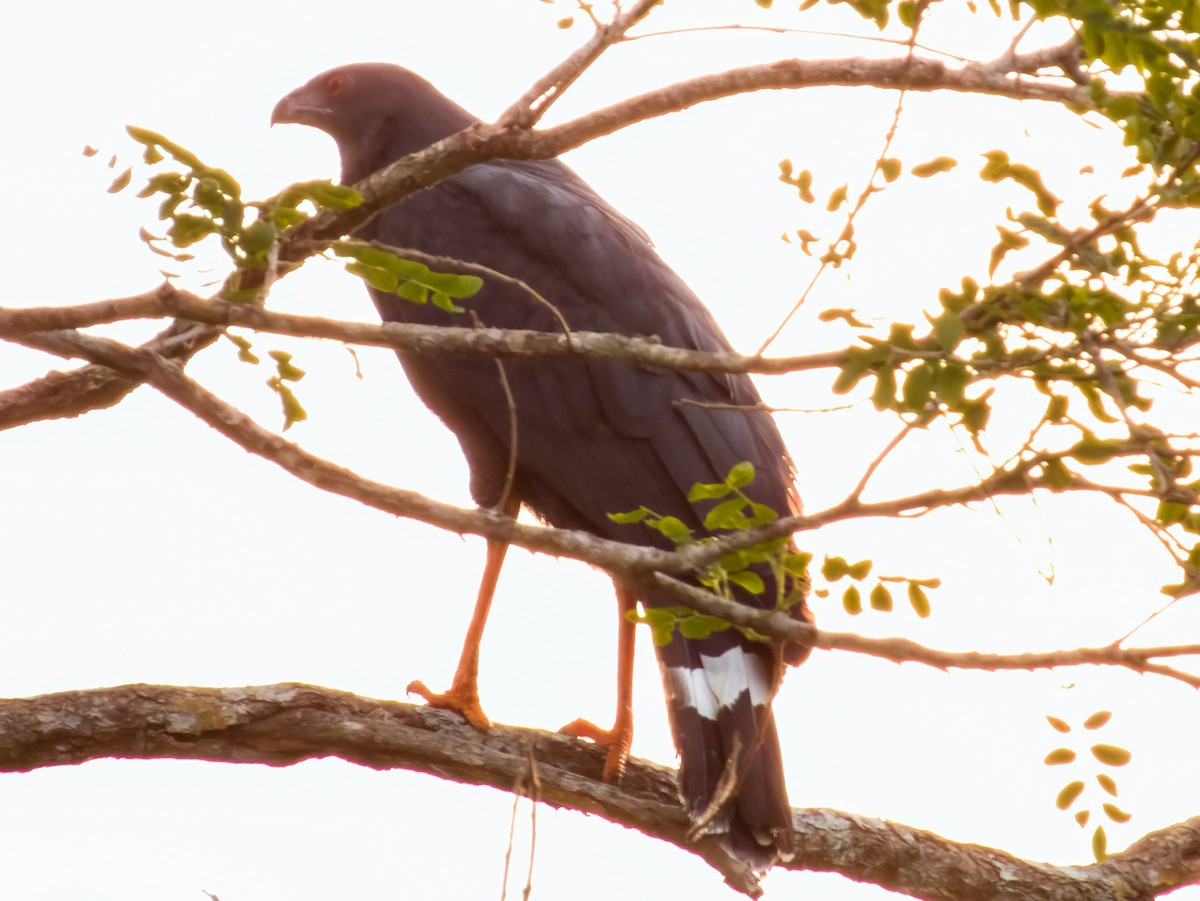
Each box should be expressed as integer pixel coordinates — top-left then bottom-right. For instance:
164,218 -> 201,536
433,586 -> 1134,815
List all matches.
273,62 -> 812,869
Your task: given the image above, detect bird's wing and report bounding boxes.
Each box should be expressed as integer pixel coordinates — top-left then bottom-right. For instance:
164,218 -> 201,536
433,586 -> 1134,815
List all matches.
426,160 -> 798,532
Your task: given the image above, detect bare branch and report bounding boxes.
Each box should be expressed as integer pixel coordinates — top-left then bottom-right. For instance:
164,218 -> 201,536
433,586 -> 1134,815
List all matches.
498,0 -> 663,128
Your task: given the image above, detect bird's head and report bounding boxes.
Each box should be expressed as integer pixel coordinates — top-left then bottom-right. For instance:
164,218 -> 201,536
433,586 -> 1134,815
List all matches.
272,63 -> 476,181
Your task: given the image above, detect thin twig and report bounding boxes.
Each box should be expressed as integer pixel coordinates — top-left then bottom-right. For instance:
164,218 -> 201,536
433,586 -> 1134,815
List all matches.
497,0 -> 663,129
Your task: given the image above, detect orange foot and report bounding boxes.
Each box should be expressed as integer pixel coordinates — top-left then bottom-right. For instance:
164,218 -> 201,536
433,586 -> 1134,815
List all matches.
407,679 -> 491,732
560,717 -> 633,783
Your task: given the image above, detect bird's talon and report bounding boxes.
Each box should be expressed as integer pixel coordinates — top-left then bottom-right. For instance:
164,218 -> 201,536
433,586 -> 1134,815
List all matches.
560,717 -> 632,783
406,679 -> 492,731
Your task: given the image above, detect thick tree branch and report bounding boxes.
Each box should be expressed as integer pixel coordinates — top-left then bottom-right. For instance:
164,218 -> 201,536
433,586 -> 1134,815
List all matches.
2,683 -> 1197,901
13,326 -> 1200,689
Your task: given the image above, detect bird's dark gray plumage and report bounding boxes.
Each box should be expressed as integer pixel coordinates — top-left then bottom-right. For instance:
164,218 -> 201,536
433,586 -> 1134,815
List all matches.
273,62 -> 812,868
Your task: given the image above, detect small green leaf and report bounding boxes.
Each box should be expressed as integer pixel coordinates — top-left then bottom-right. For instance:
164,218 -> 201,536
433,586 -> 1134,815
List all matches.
868,583 -> 893,612
679,613 -> 729,639
1097,774 -> 1118,796
932,311 -> 966,352
1075,809 -> 1090,827
847,559 -> 873,580
268,350 -> 305,382
397,281 -> 429,304
1102,803 -> 1131,824
225,333 -> 260,365
688,481 -> 733,502
1091,744 -> 1132,766
1042,458 -> 1073,491
1056,780 -> 1085,810
842,585 -> 862,615
832,346 -> 877,394
748,503 -> 777,525
167,215 -> 218,248
238,220 -> 277,256
729,571 -> 766,594
902,364 -> 934,412
879,157 -> 902,182
609,507 -> 653,524
910,156 -> 957,178
705,498 -> 751,531
822,556 -> 848,580
1083,711 -> 1112,730
651,625 -> 674,646
1046,395 -> 1069,422
1092,825 -> 1107,863
907,582 -> 931,618
826,184 -> 849,212
267,376 -> 307,430
1045,748 -> 1076,765
871,364 -> 897,410
818,307 -> 870,328
431,292 -> 464,314
1046,716 -> 1071,734
726,461 -> 756,489
651,516 -> 693,545
107,167 -> 133,193
1157,501 -> 1189,525
345,262 -> 399,294
1070,436 -> 1123,466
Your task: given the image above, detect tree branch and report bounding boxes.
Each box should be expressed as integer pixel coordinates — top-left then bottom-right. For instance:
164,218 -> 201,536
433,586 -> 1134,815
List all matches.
13,326 -> 1200,689
3,682 -> 1197,901
0,287 -> 843,376
497,0 -> 663,128
0,45 -> 1110,433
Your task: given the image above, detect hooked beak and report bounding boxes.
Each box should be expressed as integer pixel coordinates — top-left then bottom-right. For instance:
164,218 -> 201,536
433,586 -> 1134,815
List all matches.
270,89 -> 328,128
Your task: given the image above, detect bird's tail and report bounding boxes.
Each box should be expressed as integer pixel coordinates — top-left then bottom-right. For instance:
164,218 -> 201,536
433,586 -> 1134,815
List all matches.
655,631 -> 795,870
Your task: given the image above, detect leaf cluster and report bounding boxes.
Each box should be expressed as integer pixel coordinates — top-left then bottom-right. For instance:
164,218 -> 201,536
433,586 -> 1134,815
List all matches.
1044,710 -> 1134,862
123,126 -> 361,302
611,463 -> 810,645
334,242 -> 484,313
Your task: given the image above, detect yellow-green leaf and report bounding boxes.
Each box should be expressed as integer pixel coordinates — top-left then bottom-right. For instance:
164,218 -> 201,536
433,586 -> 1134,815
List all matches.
1083,710 -> 1112,730
1056,780 -> 1085,810
107,167 -> 133,193
827,184 -> 849,212
911,156 -> 957,178
907,582 -> 931,618
1045,748 -> 1076,765
869,583 -> 893,612
1102,803 -> 1131,824
842,585 -> 862,615
1091,744 -> 1131,766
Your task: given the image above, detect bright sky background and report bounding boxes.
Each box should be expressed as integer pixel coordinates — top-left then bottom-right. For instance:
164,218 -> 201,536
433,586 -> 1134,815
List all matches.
3,2 -> 1200,900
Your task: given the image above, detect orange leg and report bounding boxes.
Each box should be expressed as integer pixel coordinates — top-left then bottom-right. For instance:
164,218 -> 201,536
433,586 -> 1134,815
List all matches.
561,582 -> 637,782
407,495 -> 519,731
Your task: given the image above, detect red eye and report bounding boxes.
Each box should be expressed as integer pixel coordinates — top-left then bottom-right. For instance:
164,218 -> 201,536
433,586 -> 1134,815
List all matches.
325,73 -> 349,95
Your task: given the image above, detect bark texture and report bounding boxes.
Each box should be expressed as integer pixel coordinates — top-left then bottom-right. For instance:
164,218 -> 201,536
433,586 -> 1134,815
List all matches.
3,683 -> 1197,900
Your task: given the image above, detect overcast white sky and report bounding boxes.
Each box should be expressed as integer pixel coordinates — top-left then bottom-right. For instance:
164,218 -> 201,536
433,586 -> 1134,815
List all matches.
3,2 -> 1200,900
